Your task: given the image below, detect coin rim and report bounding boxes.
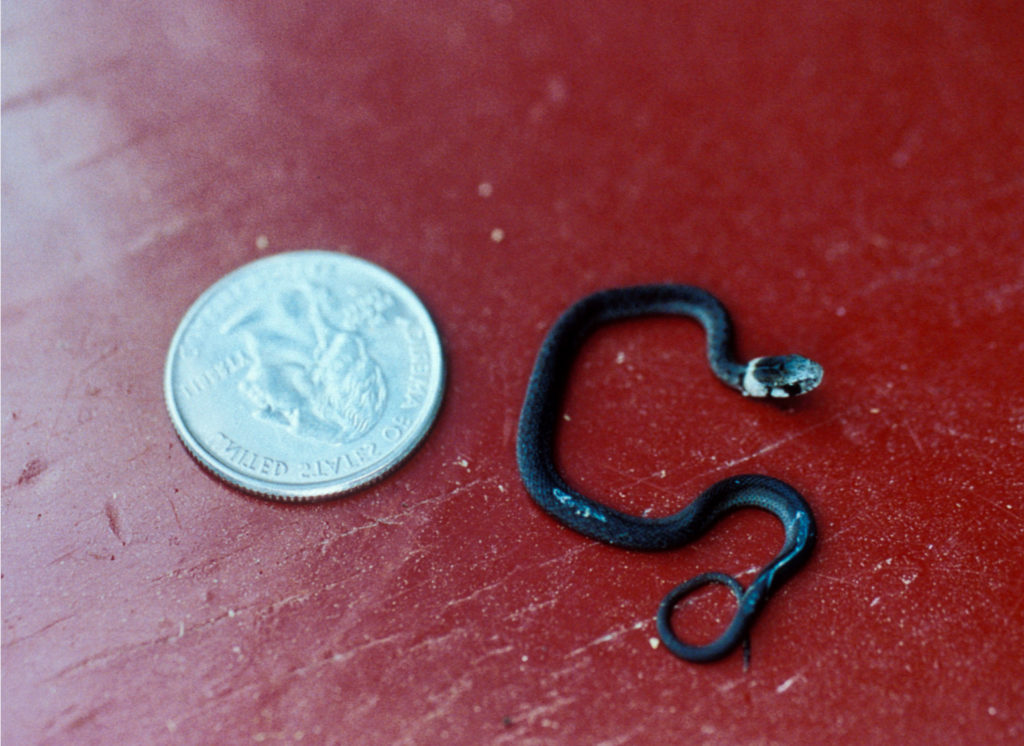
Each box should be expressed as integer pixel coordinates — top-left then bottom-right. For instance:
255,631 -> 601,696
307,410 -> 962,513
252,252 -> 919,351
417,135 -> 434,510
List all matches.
163,250 -> 445,502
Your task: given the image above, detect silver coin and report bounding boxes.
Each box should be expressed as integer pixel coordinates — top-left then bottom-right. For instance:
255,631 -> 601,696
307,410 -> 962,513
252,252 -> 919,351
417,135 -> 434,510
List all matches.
164,251 -> 445,501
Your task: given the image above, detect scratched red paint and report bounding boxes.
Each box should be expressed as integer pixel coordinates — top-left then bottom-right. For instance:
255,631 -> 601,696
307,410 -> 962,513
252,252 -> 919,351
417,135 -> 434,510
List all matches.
3,2 -> 1023,744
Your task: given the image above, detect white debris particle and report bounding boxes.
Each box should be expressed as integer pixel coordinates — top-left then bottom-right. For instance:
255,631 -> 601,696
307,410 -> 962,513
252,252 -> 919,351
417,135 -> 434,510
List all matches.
478,182 -> 494,198
490,227 -> 505,243
776,674 -> 802,694
648,637 -> 660,650
255,235 -> 269,250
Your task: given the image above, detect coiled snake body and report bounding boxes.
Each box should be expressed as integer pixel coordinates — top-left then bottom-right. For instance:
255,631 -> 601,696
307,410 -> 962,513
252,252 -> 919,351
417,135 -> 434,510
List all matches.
516,285 -> 823,663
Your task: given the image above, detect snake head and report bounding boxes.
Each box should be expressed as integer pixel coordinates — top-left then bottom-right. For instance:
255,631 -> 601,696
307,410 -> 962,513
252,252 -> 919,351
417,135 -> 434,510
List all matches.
742,355 -> 823,398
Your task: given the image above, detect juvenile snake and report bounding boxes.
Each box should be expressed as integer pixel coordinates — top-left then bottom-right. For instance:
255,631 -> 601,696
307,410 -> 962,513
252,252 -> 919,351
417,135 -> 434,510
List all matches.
516,284 -> 822,663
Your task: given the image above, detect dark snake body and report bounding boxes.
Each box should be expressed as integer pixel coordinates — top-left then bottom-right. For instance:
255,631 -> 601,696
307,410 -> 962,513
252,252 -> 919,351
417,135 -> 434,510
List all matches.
516,285 -> 819,663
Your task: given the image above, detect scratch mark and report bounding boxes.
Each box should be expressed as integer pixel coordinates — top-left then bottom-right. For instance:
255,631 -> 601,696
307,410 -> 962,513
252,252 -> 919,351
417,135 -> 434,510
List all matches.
691,414 -> 842,482
104,495 -> 131,545
15,457 -> 48,486
355,476 -> 501,530
47,598 -> 287,682
80,343 -> 121,375
166,495 -> 183,530
421,674 -> 474,723
972,492 -> 1024,528
855,250 -> 955,300
567,619 -> 647,657
0,56 -> 128,111
443,576 -> 510,610
502,403 -> 518,448
318,633 -> 407,668
714,677 -> 746,694
471,643 -> 515,666
406,626 -> 470,657
122,214 -> 193,254
50,700 -> 116,737
71,116 -> 193,174
507,597 -> 559,625
776,671 -> 806,693
368,515 -> 403,528
810,571 -> 862,588
47,549 -> 78,567
46,343 -> 122,440
589,464 -> 677,500
508,694 -> 578,727
903,420 -> 926,454
126,444 -> 154,463
2,614 -> 75,649
596,723 -> 650,746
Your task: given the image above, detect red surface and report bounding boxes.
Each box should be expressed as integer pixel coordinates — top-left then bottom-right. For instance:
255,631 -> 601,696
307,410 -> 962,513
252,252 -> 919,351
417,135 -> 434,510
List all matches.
3,2 -> 1024,744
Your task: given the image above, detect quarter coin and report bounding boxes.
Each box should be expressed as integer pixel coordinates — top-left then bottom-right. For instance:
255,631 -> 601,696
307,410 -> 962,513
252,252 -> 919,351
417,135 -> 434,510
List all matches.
164,251 -> 445,501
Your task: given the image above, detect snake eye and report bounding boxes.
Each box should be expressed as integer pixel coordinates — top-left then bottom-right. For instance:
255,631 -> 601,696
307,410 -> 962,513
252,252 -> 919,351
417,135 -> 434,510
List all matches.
781,382 -> 804,397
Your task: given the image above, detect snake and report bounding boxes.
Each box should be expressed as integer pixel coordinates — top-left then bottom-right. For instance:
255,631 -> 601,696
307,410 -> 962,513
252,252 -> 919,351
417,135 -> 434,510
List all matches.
516,284 -> 823,663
